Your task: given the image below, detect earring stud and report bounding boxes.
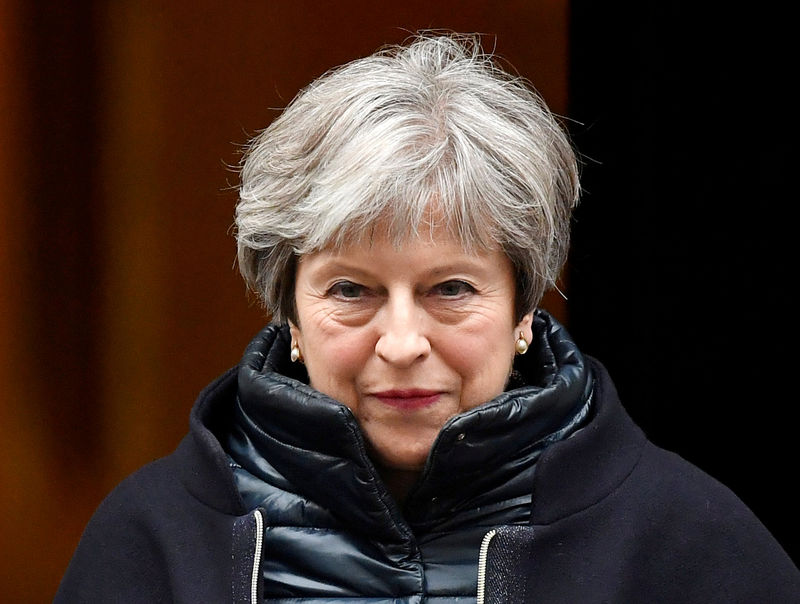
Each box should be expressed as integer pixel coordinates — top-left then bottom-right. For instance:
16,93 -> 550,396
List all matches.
515,332 -> 529,355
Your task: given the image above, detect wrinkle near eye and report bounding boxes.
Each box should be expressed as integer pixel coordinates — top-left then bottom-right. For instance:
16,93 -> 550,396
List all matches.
302,293 -> 378,328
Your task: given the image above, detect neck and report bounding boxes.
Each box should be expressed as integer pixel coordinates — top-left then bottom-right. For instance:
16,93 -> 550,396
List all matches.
377,466 -> 421,504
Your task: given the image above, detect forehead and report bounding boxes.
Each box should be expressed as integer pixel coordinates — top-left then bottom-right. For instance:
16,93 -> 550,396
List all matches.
299,224 -> 512,279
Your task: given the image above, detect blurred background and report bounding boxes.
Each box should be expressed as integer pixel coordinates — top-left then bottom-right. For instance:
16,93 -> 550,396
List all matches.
1,1 -> 794,600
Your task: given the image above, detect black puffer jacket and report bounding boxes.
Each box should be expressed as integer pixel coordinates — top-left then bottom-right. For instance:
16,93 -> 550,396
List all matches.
55,312 -> 800,603
225,310 -> 591,600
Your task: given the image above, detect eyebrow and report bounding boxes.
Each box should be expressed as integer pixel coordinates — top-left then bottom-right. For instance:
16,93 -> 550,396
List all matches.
427,261 -> 491,277
307,257 -> 494,281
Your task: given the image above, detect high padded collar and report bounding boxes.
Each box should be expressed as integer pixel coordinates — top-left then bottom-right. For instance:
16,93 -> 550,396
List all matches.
232,310 -> 593,533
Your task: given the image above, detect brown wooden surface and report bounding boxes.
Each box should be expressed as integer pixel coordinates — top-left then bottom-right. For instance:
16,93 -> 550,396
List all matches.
0,2 -> 568,600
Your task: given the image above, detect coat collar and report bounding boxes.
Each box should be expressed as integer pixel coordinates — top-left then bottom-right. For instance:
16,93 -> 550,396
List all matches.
231,311 -> 594,532
177,312 -> 645,530
530,356 -> 647,524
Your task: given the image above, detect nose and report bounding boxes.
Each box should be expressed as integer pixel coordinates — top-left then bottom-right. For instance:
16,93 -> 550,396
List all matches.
374,292 -> 430,367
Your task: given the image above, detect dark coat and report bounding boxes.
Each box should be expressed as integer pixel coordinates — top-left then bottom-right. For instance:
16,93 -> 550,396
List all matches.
55,318 -> 800,603
484,359 -> 800,602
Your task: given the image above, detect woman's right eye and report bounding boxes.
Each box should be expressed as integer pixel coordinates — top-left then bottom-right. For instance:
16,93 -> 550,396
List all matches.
328,281 -> 365,299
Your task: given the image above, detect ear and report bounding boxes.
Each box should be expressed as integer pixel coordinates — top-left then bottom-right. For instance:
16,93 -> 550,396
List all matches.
288,319 -> 302,347
514,312 -> 534,346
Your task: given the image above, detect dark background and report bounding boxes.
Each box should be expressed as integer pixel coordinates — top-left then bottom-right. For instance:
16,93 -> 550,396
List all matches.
0,2 -> 794,600
567,1 -> 795,564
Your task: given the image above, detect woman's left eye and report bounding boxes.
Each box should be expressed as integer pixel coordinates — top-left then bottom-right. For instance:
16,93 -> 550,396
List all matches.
432,280 -> 475,297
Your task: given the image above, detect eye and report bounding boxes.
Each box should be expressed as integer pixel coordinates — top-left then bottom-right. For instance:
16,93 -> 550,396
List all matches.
431,280 -> 475,297
328,280 -> 367,299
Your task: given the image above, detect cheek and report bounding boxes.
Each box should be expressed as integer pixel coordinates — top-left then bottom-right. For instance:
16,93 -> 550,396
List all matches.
302,326 -> 374,407
453,340 -> 514,380
437,325 -> 516,409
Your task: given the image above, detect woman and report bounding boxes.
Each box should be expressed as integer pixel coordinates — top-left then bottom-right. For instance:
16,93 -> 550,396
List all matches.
56,34 -> 799,602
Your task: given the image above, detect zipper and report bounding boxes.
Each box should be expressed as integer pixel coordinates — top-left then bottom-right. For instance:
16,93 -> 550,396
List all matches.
476,529 -> 497,604
251,509 -> 264,604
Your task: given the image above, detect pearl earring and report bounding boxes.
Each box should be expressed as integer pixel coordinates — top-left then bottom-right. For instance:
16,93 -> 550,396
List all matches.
290,343 -> 303,363
515,332 -> 529,355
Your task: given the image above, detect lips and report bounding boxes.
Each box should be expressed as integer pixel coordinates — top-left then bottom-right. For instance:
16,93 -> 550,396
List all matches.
372,389 -> 442,410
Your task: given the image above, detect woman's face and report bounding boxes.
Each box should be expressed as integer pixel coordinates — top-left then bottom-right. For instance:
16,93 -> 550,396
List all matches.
289,226 -> 533,472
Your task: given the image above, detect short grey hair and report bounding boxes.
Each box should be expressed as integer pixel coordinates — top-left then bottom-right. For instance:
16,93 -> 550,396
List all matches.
236,33 -> 580,323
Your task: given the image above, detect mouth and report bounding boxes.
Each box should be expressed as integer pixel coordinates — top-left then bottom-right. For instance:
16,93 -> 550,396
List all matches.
372,389 -> 442,410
